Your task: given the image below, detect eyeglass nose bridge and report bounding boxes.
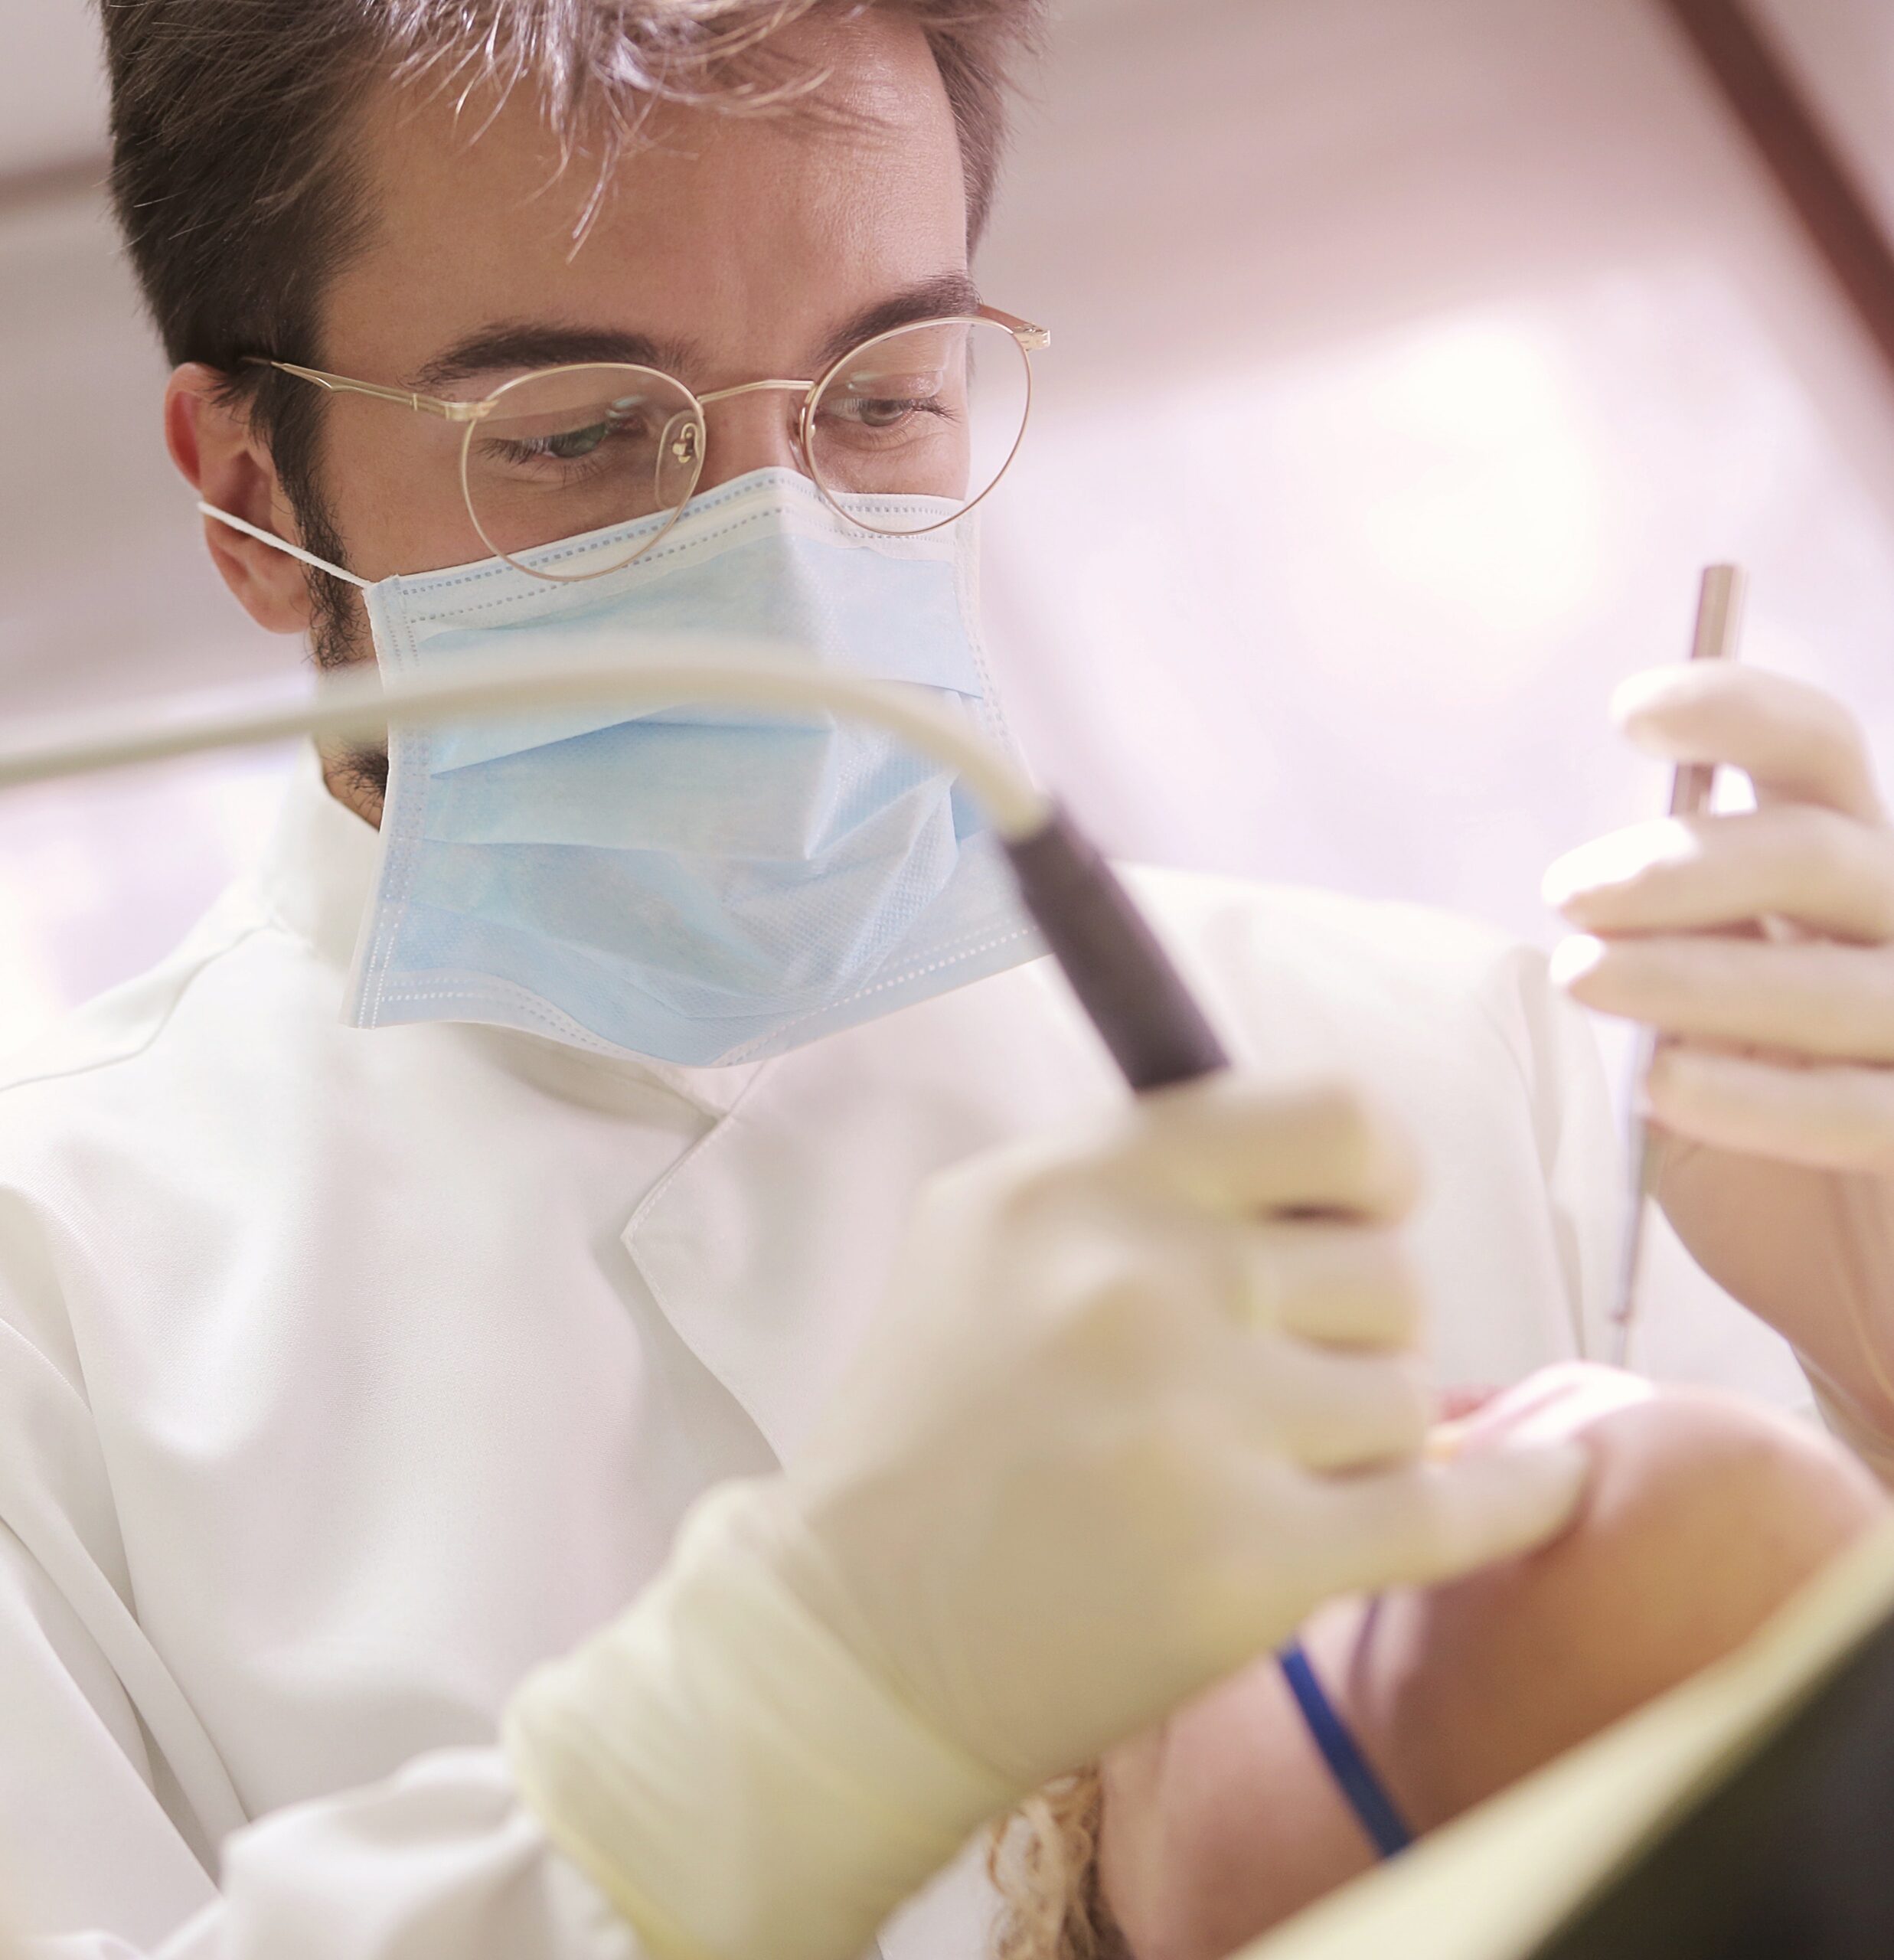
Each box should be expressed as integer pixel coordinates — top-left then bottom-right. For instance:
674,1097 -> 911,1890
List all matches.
696,377 -> 813,403
693,376 -> 815,471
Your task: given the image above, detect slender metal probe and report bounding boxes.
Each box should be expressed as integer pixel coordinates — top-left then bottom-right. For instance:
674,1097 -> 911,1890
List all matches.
1609,564 -> 1745,1368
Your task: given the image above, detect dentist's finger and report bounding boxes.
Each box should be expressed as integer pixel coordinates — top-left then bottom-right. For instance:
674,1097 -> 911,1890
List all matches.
1243,1222 -> 1422,1348
1181,1446 -> 1589,1644
1308,1445 -> 1590,1593
1235,1339 -> 1432,1471
1553,933 -> 1894,1063
1544,807 -> 1894,946
1102,1073 -> 1421,1222
1645,1045 -> 1894,1174
1612,665 -> 1884,822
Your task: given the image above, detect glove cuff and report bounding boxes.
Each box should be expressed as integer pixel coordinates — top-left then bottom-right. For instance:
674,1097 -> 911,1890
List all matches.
503,1480 -> 1016,1960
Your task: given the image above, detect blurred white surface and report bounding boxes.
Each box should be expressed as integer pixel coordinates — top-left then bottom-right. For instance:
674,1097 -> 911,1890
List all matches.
0,0 -> 103,176
6,0 -> 1894,1394
0,750 -> 293,1042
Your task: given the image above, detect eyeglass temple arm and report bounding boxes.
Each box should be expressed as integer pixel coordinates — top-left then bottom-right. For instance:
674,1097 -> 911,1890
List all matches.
978,305 -> 1051,352
242,358 -> 482,423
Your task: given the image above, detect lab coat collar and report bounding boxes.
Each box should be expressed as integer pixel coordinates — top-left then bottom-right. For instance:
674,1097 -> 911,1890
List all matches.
252,745 -> 762,1118
622,953 -> 1107,1462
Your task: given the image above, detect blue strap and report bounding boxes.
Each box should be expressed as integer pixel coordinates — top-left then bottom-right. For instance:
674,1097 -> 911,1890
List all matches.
1278,1638 -> 1415,1858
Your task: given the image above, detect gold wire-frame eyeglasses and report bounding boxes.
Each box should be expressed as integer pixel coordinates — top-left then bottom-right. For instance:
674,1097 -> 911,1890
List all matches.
246,303 -> 1050,583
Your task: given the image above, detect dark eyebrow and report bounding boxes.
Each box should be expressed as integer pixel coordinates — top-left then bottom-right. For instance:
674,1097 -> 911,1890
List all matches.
409,271 -> 981,395
410,323 -> 701,394
815,272 -> 981,369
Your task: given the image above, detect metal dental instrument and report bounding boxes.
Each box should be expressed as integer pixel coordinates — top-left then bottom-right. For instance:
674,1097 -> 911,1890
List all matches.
1609,563 -> 1746,1369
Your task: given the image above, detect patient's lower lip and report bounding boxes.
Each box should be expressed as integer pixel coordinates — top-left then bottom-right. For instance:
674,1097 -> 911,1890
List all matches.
1438,1384 -> 1501,1423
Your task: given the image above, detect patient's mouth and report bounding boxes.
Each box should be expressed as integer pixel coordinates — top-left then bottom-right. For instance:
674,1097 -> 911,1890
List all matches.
1432,1362 -> 1656,1458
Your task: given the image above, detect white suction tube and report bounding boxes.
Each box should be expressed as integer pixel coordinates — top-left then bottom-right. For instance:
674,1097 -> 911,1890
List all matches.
0,641 -> 1227,1090
0,644 -> 1053,841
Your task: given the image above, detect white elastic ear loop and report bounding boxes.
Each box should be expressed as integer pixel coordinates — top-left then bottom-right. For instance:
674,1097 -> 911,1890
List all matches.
198,501 -> 373,590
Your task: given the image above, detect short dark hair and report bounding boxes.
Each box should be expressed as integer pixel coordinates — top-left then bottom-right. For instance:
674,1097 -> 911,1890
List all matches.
100,0 -> 1040,725
100,0 -> 1042,380
100,0 -> 1040,694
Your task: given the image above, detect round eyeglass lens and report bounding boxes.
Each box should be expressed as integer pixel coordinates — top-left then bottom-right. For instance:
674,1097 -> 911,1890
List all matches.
461,363 -> 704,573
808,318 -> 1029,535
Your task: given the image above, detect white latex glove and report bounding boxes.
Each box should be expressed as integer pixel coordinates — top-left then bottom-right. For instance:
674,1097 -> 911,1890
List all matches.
506,1074 -> 1587,1960
1546,663 -> 1894,1472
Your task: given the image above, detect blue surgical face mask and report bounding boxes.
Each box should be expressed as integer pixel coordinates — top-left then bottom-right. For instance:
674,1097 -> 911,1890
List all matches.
216,468 -> 1042,1067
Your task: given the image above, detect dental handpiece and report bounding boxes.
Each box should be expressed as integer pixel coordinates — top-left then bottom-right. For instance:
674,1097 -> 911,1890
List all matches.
1001,812 -> 1231,1087
1608,564 -> 1745,1369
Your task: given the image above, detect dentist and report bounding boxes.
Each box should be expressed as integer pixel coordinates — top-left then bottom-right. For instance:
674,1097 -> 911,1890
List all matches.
5,2 -> 1886,1958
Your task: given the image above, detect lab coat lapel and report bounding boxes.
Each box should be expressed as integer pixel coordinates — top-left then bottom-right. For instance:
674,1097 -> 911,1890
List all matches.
622,958 -> 1118,1462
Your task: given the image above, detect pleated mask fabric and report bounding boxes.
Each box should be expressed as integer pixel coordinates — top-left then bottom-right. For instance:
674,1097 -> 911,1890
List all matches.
347,469 -> 1043,1066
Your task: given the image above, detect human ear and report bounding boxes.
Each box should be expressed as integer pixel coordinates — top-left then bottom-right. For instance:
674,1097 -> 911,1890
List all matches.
165,364 -> 315,636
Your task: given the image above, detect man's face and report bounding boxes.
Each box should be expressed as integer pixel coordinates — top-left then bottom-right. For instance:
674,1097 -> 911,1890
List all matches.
307,6 -> 970,626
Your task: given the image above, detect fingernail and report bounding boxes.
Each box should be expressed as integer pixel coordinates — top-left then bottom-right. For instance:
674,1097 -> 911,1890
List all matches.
1545,824 -> 1695,914
1609,667 -> 1683,727
1426,1419 -> 1471,1462
1547,934 -> 1607,991
1540,851 -> 1583,910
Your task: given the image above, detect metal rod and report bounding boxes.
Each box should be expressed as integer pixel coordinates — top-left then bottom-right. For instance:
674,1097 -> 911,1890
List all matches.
1610,564 -> 1746,1367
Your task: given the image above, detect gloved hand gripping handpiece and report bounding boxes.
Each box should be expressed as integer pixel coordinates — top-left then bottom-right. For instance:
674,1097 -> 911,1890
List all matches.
495,750 -> 1583,1955
0,648 -> 1590,1960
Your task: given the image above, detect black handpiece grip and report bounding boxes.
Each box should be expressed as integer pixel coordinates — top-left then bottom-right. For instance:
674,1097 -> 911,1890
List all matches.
1004,806 -> 1230,1093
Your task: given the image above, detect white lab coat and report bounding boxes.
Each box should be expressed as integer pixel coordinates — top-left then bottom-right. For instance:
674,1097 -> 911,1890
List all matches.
0,750 -> 1666,1959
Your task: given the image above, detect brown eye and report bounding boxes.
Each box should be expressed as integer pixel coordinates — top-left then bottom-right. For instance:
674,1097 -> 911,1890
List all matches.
461,361 -> 704,575
803,318 -> 1031,525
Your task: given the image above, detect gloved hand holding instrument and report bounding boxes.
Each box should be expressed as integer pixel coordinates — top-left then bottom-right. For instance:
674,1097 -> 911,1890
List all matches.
1596,563 -> 1745,1369
1547,573 -> 1894,1482
0,647 -> 1592,1960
